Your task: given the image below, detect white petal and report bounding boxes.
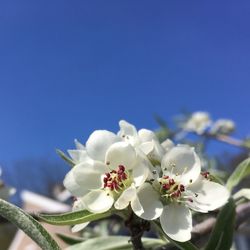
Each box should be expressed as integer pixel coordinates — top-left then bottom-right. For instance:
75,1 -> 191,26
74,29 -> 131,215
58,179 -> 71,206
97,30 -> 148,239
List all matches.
161,139 -> 174,152
118,120 -> 137,137
114,185 -> 137,210
133,183 -> 163,220
161,145 -> 201,185
131,196 -> 144,216
63,171 -> 88,197
139,141 -> 154,155
82,190 -> 114,213
160,204 -> 192,242
72,223 -> 89,233
138,129 -> 157,142
132,159 -> 149,187
188,178 -> 230,212
67,149 -> 91,164
86,130 -> 121,161
149,140 -> 166,162
73,161 -> 109,190
105,141 -> 137,170
74,139 -> 85,150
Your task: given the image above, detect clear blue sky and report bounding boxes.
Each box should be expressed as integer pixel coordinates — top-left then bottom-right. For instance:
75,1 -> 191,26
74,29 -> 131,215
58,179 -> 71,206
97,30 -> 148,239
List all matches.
1,1 -> 250,164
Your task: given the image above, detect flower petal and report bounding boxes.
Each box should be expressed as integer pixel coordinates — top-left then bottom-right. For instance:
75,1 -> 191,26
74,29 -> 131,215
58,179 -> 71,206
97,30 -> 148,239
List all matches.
82,190 -> 114,213
118,120 -> 137,137
139,141 -> 154,155
73,161 -> 109,190
160,204 -> 192,242
72,223 -> 89,233
188,178 -> 230,212
161,145 -> 201,185
74,139 -> 85,150
67,149 -> 91,164
114,185 -> 137,210
118,120 -> 139,146
132,159 -> 150,187
138,129 -> 157,142
105,141 -> 137,170
86,130 -> 121,161
131,195 -> 144,216
161,139 -> 174,152
63,171 -> 88,197
133,183 -> 163,220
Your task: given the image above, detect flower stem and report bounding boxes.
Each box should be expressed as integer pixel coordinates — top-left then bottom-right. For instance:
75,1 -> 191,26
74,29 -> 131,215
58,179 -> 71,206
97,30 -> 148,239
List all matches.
125,211 -> 150,250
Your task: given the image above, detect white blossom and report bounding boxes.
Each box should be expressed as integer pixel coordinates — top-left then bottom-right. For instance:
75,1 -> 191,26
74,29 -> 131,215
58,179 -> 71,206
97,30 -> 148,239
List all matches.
210,119 -> 235,135
134,145 -> 230,242
184,112 -> 211,134
64,129 -> 151,215
118,120 -> 173,163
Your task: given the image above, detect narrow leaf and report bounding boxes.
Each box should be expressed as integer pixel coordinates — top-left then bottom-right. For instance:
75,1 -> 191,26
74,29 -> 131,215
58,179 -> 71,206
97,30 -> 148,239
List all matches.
40,209 -> 111,225
56,149 -> 75,167
226,158 -> 250,192
66,236 -> 166,250
0,198 -> 60,250
56,233 -> 84,245
205,198 -> 236,250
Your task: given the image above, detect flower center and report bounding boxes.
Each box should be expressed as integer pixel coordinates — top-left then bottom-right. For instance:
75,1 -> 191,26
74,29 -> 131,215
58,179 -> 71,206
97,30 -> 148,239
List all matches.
103,165 -> 129,191
159,175 -> 186,200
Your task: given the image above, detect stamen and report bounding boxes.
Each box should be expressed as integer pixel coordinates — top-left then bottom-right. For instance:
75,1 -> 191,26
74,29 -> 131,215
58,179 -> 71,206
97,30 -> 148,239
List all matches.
201,171 -> 210,179
103,165 -> 129,191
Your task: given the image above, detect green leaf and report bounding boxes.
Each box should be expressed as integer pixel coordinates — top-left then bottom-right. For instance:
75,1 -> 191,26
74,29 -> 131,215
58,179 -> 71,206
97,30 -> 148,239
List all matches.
205,198 -> 236,250
66,236 -> 166,250
233,188 -> 250,200
56,233 -> 84,245
40,209 -> 112,226
0,198 -> 60,250
226,158 -> 250,192
56,149 -> 75,167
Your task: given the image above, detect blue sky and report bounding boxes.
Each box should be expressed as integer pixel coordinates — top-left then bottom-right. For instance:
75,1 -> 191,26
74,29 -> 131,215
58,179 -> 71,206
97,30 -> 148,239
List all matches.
1,1 -> 250,164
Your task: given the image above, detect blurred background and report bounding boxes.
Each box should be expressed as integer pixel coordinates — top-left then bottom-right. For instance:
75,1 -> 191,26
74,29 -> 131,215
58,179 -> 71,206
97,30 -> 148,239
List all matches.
1,1 -> 250,249
0,0 -> 250,207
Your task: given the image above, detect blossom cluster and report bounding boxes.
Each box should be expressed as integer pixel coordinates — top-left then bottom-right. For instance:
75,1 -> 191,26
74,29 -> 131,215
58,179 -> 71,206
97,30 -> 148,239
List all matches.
63,120 -> 229,242
182,111 -> 235,135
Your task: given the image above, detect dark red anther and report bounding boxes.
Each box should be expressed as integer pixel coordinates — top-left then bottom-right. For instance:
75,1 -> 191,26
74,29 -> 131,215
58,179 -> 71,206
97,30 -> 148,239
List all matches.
163,175 -> 169,179
163,183 -> 170,190
180,184 -> 185,192
121,173 -> 127,180
171,193 -> 176,198
106,173 -> 111,178
169,179 -> 175,185
201,171 -> 210,179
188,198 -> 194,203
176,190 -> 181,197
103,177 -> 108,183
118,165 -> 125,171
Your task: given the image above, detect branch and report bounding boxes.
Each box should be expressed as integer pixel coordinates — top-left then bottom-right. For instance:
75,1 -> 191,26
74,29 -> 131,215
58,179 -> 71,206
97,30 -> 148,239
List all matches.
125,212 -> 150,250
203,132 -> 249,150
